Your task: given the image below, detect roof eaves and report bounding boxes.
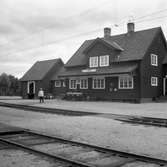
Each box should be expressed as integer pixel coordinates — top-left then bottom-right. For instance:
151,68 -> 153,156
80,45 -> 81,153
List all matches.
141,27 -> 161,61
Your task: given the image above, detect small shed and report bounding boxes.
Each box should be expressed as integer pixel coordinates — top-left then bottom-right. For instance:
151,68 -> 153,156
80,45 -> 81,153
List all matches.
20,58 -> 64,99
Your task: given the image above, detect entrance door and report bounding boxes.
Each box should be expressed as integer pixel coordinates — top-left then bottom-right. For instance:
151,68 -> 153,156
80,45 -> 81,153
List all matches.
28,81 -> 35,99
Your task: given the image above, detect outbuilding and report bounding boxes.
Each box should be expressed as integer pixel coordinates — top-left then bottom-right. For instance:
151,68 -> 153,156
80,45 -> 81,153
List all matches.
20,58 -> 64,99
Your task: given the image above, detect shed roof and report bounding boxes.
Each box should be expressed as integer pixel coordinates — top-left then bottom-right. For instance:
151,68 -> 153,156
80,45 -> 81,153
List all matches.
51,66 -> 65,80
20,58 -> 62,81
58,62 -> 137,77
65,27 -> 161,67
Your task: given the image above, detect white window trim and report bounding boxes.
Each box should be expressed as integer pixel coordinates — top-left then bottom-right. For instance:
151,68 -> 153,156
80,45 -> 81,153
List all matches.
100,55 -> 109,67
118,76 -> 134,89
55,81 -> 61,87
80,79 -> 88,89
151,54 -> 158,66
92,77 -> 105,89
69,79 -> 77,89
89,56 -> 98,68
27,81 -> 35,94
151,77 -> 158,86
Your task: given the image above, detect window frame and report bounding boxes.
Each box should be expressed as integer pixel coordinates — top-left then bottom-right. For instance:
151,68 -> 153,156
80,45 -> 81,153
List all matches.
69,79 -> 77,89
99,55 -> 109,67
80,79 -> 88,89
55,80 -> 61,87
92,77 -> 105,89
151,77 -> 158,86
118,76 -> 134,89
151,54 -> 158,66
89,56 -> 98,68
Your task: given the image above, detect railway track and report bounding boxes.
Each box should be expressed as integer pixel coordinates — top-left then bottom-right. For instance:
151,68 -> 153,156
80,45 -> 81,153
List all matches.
0,101 -> 167,128
114,116 -> 167,127
0,101 -> 98,116
0,129 -> 167,167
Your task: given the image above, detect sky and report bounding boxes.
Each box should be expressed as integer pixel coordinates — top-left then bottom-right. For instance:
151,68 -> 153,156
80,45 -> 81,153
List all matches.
0,0 -> 167,78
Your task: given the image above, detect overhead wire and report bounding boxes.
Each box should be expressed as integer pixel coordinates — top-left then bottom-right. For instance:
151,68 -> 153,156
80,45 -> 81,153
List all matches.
0,0 -> 112,47
1,7 -> 167,56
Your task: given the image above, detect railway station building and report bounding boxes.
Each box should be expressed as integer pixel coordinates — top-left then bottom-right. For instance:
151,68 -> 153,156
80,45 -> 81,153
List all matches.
52,22 -> 167,102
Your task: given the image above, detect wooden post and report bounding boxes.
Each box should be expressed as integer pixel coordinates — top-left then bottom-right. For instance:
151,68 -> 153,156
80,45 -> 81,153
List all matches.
163,78 -> 166,96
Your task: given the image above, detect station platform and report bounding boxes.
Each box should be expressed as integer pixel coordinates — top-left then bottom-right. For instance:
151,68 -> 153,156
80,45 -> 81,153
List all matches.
0,123 -> 22,134
0,98 -> 167,119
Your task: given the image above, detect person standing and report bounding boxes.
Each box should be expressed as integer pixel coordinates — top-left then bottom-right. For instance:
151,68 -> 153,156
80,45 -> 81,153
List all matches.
38,88 -> 44,103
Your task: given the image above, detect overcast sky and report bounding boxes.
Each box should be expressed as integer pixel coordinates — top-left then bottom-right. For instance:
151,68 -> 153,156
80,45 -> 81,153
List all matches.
0,0 -> 167,78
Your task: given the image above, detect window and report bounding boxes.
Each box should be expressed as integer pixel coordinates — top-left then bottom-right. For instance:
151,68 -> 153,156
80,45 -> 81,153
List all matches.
151,54 -> 158,66
151,77 -> 158,86
69,79 -> 76,89
100,55 -> 109,67
92,78 -> 105,89
89,56 -> 98,68
119,76 -> 133,89
80,79 -> 88,89
55,81 -> 61,87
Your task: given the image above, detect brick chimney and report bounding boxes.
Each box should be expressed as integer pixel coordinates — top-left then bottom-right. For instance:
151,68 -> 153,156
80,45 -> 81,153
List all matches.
127,22 -> 135,33
104,27 -> 111,38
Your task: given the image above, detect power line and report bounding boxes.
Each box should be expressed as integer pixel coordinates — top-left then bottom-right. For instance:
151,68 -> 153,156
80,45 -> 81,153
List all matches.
135,8 -> 167,21
0,0 -> 112,47
2,7 -> 167,56
1,5 -> 167,48
136,15 -> 167,24
3,28 -> 102,56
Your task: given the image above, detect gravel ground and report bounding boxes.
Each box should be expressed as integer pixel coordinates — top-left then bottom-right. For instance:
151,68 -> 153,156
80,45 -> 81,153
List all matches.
0,106 -> 167,161
1,99 -> 167,118
0,96 -> 21,100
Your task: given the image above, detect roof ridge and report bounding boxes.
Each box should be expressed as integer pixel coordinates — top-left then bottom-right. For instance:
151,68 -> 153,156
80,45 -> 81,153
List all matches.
76,27 -> 161,45
37,58 -> 61,63
101,26 -> 161,39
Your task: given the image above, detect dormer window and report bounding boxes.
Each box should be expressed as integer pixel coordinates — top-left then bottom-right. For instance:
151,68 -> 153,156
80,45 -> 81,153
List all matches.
151,54 -> 158,66
100,55 -> 109,67
89,56 -> 98,68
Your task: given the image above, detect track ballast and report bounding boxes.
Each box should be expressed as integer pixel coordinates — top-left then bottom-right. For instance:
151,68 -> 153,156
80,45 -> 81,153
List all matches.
0,129 -> 166,167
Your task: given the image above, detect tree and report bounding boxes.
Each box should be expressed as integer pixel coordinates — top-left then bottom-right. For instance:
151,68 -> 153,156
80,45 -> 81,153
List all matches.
0,73 -> 11,95
0,73 -> 20,96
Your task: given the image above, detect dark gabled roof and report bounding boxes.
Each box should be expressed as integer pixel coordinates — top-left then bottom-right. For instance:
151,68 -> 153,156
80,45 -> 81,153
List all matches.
20,58 -> 62,81
58,62 -> 137,77
83,38 -> 124,53
65,40 -> 94,67
65,27 -> 161,67
51,66 -> 65,80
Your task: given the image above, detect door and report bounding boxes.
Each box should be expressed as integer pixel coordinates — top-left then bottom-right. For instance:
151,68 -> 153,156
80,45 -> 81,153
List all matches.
28,81 -> 35,99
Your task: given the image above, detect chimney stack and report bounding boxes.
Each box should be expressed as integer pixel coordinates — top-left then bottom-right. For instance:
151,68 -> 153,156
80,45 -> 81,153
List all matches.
127,22 -> 135,33
104,27 -> 111,38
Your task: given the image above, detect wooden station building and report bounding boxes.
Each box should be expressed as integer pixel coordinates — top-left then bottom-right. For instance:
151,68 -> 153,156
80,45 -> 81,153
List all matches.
52,22 -> 167,102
